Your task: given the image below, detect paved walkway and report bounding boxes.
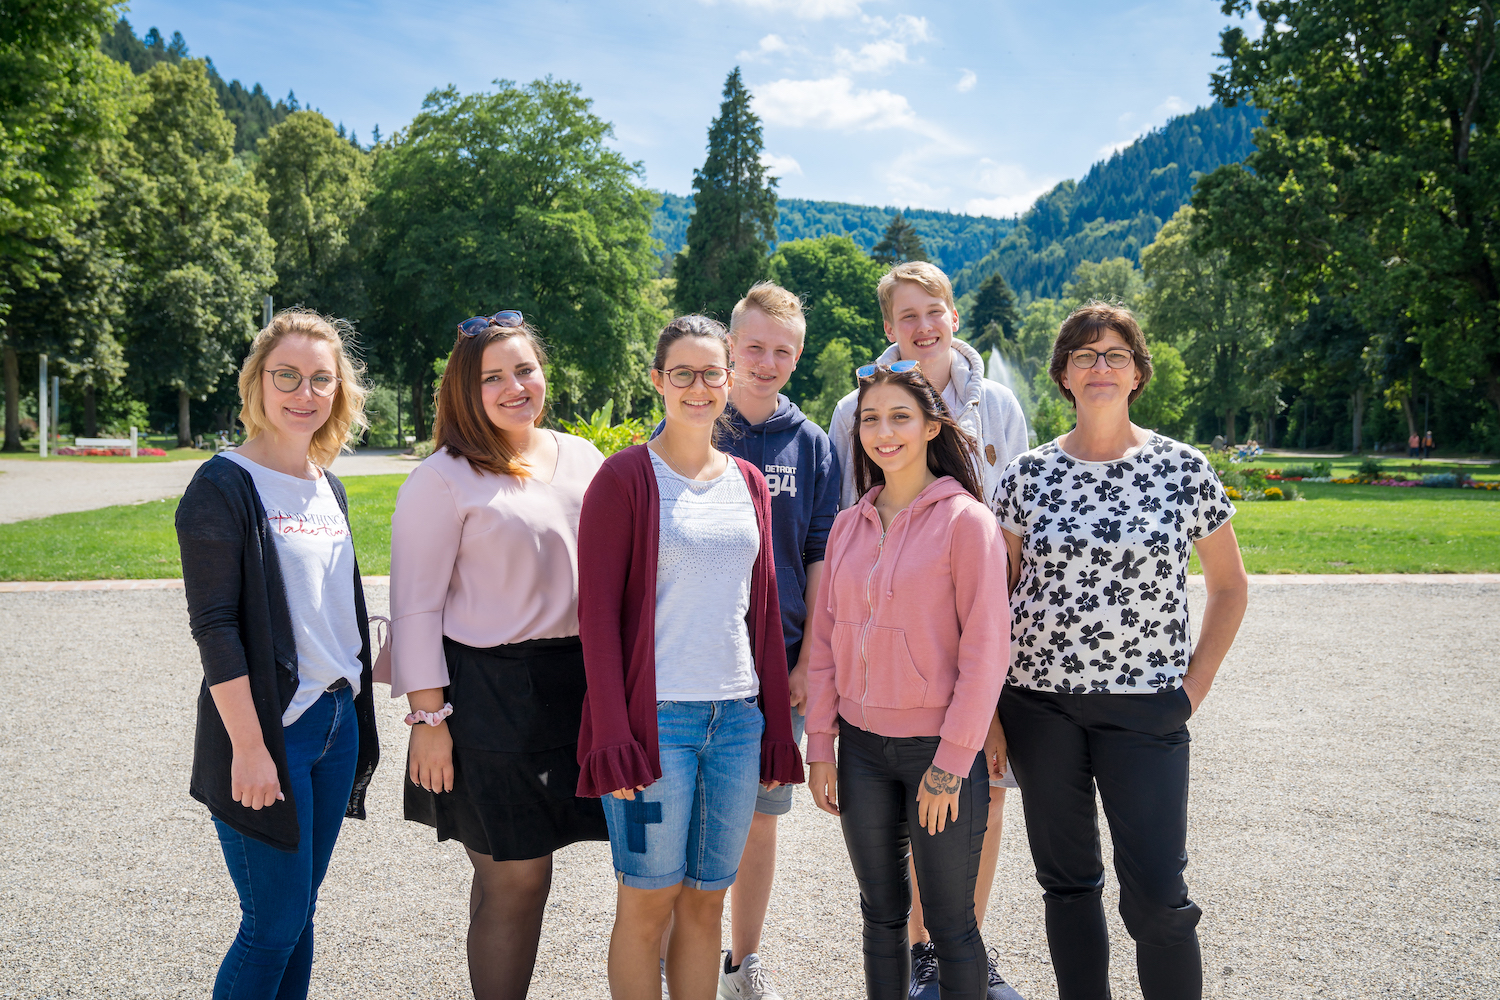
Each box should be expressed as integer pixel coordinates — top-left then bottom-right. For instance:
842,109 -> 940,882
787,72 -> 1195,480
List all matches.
0,582 -> 1495,998
0,449 -> 416,523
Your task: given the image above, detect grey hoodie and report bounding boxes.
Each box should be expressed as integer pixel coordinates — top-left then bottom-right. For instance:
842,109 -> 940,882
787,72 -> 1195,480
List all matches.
828,337 -> 1030,512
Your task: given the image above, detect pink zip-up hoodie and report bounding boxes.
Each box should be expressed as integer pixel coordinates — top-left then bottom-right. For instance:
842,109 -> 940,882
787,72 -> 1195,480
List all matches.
804,476 -> 1010,777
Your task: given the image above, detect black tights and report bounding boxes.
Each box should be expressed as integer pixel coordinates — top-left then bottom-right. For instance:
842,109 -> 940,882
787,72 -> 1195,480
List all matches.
465,848 -> 553,1000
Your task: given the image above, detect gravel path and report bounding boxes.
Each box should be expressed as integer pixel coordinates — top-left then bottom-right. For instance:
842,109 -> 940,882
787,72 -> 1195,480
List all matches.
1,582 -> 1495,999
0,451 -> 414,524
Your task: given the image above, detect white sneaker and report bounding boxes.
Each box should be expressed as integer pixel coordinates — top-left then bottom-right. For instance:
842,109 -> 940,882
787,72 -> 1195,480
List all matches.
661,958 -> 670,999
718,951 -> 784,1000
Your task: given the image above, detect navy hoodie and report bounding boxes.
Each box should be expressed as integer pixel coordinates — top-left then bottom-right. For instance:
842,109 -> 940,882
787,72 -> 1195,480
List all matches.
654,395 -> 840,667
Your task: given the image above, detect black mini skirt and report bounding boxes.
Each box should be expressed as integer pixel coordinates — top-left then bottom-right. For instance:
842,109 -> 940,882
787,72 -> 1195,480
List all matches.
403,635 -> 608,861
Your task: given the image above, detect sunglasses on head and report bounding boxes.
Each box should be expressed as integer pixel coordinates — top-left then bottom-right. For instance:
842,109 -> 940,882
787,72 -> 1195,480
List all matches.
856,359 -> 920,379
457,310 -> 524,338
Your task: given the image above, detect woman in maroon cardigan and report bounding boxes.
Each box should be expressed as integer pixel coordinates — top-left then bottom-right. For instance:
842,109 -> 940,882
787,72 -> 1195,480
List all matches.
576,315 -> 804,1000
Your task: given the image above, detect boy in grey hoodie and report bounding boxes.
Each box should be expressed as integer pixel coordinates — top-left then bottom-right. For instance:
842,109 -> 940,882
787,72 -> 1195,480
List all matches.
827,261 -> 1028,1000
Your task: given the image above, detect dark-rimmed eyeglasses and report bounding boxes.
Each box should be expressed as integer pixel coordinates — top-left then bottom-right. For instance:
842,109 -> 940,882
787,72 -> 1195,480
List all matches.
1070,348 -> 1135,369
856,359 -> 919,379
656,365 -> 731,388
458,310 -> 524,338
265,369 -> 339,397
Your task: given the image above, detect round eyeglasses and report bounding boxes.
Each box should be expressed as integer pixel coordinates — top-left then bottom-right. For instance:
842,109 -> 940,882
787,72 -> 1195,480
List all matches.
458,310 -> 524,337
1070,348 -> 1135,370
657,365 -> 730,388
265,369 -> 340,397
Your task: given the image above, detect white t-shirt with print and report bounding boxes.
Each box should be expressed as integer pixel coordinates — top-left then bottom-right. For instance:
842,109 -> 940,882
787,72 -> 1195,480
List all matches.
223,451 -> 363,726
996,434 -> 1235,695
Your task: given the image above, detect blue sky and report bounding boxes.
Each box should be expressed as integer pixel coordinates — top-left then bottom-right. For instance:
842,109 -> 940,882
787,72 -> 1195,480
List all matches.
122,0 -> 1253,216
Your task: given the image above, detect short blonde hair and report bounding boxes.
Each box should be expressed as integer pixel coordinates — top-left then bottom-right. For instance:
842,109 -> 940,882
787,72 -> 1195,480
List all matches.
238,308 -> 369,468
876,261 -> 956,324
730,281 -> 806,345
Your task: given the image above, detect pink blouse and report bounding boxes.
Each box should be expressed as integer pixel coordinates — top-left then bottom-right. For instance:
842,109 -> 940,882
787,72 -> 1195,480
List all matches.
387,431 -> 604,697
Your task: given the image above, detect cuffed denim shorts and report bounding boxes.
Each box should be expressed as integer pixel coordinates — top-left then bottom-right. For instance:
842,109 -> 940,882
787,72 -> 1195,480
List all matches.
602,698 -> 764,891
754,707 -> 805,816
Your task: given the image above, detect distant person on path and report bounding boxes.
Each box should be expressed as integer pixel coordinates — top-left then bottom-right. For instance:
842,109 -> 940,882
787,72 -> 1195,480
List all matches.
827,261 -> 1028,998
993,302 -> 1248,1000
711,284 -> 840,1000
176,309 -> 380,1000
806,362 -> 1010,1000
1408,432 -> 1421,458
576,316 -> 804,1000
388,312 -> 608,1000
1423,430 -> 1434,459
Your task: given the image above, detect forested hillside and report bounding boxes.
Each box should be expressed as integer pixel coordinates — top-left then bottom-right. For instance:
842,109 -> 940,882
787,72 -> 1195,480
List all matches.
103,19 -> 347,153
952,103 -> 1261,300
652,193 -> 1013,276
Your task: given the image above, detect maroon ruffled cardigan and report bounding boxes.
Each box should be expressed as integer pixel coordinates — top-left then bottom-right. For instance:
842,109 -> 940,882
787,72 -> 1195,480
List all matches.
575,443 -> 806,798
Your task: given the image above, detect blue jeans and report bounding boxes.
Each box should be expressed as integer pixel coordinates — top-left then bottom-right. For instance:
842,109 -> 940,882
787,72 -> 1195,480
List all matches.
212,686 -> 359,1000
602,698 -> 764,890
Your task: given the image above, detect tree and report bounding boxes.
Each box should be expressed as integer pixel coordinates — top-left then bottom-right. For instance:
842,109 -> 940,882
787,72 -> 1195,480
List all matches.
801,336 -> 854,430
1140,207 -> 1273,444
119,60 -> 275,447
1062,256 -> 1145,310
766,235 -> 887,403
364,79 -> 663,436
673,68 -> 777,321
1201,0 -> 1500,428
968,271 -> 1021,352
871,212 -> 927,266
1,0 -> 132,450
256,111 -> 371,320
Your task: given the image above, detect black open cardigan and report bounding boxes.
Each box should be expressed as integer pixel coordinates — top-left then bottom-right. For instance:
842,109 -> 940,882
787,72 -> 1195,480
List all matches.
175,455 -> 379,852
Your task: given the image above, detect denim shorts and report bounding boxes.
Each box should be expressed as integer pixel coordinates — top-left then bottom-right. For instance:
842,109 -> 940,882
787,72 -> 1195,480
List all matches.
602,698 -> 764,891
754,707 -> 805,816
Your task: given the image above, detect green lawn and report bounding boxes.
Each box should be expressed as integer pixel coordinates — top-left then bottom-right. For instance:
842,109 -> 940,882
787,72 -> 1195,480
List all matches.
1237,453 -> 1500,482
1189,482 -> 1500,574
0,474 -> 404,581
3,474 -> 1498,581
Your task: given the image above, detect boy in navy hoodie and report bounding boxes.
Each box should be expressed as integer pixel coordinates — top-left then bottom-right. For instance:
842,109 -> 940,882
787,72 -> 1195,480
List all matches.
712,282 -> 840,1000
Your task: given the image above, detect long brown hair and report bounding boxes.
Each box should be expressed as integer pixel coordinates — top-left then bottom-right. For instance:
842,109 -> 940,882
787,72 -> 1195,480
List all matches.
851,365 -> 984,503
431,320 -> 549,477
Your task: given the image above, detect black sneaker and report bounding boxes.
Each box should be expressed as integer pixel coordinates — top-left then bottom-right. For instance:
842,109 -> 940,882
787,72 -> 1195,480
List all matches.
986,948 -> 1024,1000
909,941 -> 939,1000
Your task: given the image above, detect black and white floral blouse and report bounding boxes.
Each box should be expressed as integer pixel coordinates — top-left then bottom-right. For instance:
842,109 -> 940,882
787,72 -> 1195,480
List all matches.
996,434 -> 1235,695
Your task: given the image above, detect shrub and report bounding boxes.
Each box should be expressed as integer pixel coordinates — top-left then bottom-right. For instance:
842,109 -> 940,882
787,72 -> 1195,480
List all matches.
411,439 -> 435,459
558,400 -> 650,457
1421,472 -> 1460,488
1208,450 -> 1267,500
1278,462 -> 1332,479
1357,457 -> 1384,478
1263,486 -> 1284,500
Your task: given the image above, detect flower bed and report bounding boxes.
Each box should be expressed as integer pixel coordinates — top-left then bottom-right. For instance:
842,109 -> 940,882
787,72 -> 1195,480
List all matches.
53,446 -> 168,457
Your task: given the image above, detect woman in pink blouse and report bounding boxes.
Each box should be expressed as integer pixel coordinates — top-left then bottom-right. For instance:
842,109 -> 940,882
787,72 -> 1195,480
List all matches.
389,311 -> 608,1000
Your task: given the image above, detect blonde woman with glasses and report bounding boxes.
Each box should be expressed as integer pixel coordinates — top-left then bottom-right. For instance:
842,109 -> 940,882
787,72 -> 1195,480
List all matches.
176,308 -> 380,1000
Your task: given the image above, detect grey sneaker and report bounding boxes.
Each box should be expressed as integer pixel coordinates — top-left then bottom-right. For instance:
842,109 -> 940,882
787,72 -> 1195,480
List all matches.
909,941 -> 939,1000
718,951 -> 784,1000
986,948 -> 1024,1000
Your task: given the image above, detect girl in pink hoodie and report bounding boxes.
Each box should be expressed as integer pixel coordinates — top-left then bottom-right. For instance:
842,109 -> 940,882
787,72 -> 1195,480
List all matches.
806,362 -> 1010,1000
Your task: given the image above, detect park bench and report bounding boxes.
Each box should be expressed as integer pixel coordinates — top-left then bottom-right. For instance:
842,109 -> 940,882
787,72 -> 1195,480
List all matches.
72,429 -> 139,457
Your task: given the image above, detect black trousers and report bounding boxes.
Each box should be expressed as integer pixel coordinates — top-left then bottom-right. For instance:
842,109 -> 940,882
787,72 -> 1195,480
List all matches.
837,719 -> 989,1000
1000,686 -> 1202,1000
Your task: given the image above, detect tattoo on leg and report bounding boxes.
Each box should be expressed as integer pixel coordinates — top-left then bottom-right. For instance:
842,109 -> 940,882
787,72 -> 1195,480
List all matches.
922,765 -> 961,796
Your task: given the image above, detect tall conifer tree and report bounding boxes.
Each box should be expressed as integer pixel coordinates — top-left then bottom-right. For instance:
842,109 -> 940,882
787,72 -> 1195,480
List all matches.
673,68 -> 777,321
871,212 -> 926,266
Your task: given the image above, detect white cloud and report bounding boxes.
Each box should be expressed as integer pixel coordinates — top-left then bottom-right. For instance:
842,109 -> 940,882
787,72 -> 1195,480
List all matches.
835,38 -> 910,73
760,152 -> 803,177
863,14 -> 932,42
1096,138 -> 1135,158
700,0 -> 864,20
956,69 -> 977,93
753,75 -> 931,133
739,33 -> 791,60
963,159 -> 1054,218
1155,95 -> 1190,117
